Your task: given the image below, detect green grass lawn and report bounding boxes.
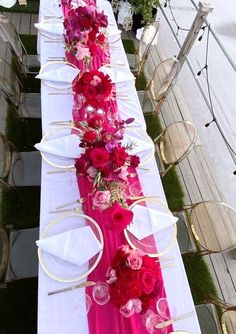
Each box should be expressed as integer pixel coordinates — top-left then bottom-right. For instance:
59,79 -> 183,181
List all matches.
0,0 -> 39,13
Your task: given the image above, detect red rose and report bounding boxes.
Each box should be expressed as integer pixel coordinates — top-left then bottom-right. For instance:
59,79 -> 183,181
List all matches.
97,33 -> 106,44
129,155 -> 140,168
81,72 -> 94,84
109,280 -> 129,307
139,268 -> 156,294
110,146 -> 128,167
82,84 -> 97,100
89,147 -> 109,169
104,202 -> 133,231
75,154 -> 89,174
88,115 -> 104,129
83,130 -> 97,143
126,279 -> 143,300
111,249 -> 127,268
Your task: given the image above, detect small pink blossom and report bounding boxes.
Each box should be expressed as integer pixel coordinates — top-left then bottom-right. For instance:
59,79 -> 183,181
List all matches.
87,166 -> 97,181
121,244 -> 130,254
120,300 -> 135,318
127,249 -> 143,270
106,267 -> 117,284
92,190 -> 111,210
75,44 -> 91,61
120,299 -> 142,318
117,166 -> 129,182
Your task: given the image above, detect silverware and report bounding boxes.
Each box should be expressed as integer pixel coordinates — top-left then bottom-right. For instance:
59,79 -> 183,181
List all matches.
48,281 -> 95,296
47,167 -> 76,174
56,198 -> 84,210
44,40 -> 64,44
48,92 -> 74,95
49,207 -> 81,214
155,311 -> 195,329
49,120 -> 74,125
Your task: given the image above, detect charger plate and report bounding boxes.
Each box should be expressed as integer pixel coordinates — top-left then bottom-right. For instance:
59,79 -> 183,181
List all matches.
38,18 -> 64,40
38,61 -> 79,89
40,125 -> 81,169
38,212 -> 104,282
124,197 -> 177,257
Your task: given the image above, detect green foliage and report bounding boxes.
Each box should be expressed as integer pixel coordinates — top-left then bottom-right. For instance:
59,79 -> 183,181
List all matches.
122,39 -> 136,54
130,0 -> 160,24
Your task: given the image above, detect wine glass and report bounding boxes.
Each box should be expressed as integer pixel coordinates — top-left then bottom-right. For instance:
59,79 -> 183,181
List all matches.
92,282 -> 110,305
143,310 -> 167,334
156,298 -> 177,320
128,181 -> 143,197
76,293 -> 92,317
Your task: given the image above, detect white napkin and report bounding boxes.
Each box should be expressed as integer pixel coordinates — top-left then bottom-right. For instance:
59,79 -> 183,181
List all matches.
122,134 -> 154,156
36,226 -> 102,266
35,134 -> 82,158
36,65 -> 80,85
136,25 -> 159,45
127,205 -> 178,240
99,67 -> 135,83
34,21 -> 64,36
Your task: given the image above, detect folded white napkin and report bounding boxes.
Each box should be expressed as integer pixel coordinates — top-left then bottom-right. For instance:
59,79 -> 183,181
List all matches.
136,25 -> 159,46
122,134 -> 154,157
35,134 -> 82,158
36,226 -> 102,266
127,205 -> 178,240
36,65 -> 80,85
99,67 -> 134,83
34,21 -> 64,36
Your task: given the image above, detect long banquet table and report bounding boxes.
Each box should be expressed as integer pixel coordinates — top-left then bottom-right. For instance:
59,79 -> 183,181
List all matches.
37,0 -> 202,333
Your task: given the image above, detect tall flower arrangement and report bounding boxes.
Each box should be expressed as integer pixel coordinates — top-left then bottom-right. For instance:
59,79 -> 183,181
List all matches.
63,3 -> 108,67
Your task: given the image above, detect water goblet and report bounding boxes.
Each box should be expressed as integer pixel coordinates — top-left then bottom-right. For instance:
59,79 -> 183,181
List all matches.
76,293 -> 92,317
92,281 -> 110,305
143,310 -> 167,334
156,298 -> 177,320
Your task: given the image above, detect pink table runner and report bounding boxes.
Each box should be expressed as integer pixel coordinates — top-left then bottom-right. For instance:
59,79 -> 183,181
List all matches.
61,1 -> 173,333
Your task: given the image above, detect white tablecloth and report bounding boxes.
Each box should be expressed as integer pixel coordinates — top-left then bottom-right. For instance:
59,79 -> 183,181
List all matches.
37,1 -> 202,333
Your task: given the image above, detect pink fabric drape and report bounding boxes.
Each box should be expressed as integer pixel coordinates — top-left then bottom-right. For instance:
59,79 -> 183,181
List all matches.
61,1 -> 173,333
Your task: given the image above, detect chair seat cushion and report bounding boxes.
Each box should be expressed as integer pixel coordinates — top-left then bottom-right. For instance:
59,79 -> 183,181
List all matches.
10,228 -> 39,279
9,151 -> 41,186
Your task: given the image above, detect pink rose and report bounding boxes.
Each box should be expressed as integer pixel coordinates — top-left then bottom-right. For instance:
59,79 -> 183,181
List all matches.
75,44 -> 90,61
139,268 -> 156,294
127,250 -> 143,270
87,166 -> 97,181
106,267 -> 117,284
93,190 -> 111,210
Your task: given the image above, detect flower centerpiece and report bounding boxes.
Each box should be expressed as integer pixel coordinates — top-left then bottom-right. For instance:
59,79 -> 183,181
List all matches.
63,3 -> 108,66
107,245 -> 161,317
74,108 -> 140,231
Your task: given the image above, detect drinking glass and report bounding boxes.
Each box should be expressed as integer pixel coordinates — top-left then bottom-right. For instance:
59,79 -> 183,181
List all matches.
156,298 -> 177,320
76,293 -> 92,317
143,310 -> 167,334
92,282 -> 110,305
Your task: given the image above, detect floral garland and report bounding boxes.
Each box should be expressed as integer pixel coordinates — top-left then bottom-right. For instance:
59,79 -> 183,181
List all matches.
107,245 -> 161,317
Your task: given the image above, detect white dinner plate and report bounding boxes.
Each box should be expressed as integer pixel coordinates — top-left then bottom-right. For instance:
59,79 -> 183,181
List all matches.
38,212 -> 104,282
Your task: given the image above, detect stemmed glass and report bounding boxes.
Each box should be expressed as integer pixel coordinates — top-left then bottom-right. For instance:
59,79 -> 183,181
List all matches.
76,293 -> 92,317
92,282 -> 110,305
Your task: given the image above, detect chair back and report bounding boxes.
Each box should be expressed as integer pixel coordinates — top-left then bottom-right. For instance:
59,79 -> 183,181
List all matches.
0,225 -> 9,280
0,58 -> 21,106
221,309 -> 236,334
190,201 -> 236,254
149,58 -> 180,104
0,15 -> 25,61
0,132 -> 11,179
136,21 -> 160,72
158,121 -> 197,168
